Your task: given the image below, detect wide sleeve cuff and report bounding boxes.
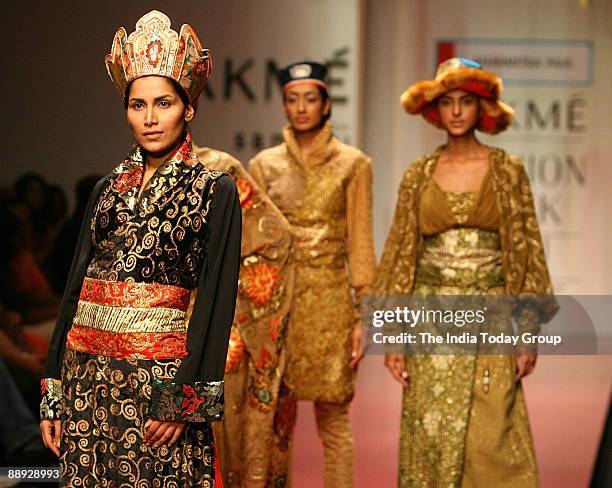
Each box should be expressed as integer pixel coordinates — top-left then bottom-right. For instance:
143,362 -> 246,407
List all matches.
513,295 -> 559,336
40,378 -> 62,420
514,305 -> 540,332
513,305 -> 541,351
148,379 -> 224,422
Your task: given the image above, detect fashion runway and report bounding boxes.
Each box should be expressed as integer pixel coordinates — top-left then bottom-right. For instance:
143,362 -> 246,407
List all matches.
293,355 -> 611,487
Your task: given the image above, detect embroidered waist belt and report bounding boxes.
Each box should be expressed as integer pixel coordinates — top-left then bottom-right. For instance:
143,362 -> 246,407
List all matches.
289,225 -> 347,268
66,277 -> 192,359
416,228 -> 504,289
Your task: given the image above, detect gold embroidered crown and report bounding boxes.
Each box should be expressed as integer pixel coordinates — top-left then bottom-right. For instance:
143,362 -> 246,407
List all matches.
105,10 -> 212,104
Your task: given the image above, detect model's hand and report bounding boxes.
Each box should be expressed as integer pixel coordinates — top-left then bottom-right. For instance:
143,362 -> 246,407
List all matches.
40,419 -> 61,457
144,420 -> 186,448
516,349 -> 537,380
349,323 -> 364,369
385,354 -> 409,387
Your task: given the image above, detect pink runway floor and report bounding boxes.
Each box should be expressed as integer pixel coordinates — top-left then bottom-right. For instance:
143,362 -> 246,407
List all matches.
292,355 -> 611,487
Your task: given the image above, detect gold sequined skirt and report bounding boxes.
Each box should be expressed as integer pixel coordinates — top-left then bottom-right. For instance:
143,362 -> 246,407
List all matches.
399,228 -> 538,488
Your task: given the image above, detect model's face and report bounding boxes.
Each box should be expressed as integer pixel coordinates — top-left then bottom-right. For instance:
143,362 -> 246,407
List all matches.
126,76 -> 194,156
283,84 -> 330,132
437,89 -> 480,136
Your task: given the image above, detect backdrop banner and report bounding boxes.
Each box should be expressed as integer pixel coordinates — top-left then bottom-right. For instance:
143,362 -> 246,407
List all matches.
194,0 -> 363,162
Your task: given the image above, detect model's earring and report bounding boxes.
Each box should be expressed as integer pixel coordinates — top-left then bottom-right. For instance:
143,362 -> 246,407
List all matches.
185,106 -> 195,123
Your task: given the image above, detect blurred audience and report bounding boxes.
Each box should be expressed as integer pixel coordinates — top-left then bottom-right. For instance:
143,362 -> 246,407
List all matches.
13,174 -> 69,265
13,173 -> 46,220
0,358 -> 56,466
46,175 -> 102,294
46,183 -> 69,236
0,303 -> 46,416
13,173 -> 51,262
0,172 -> 100,446
0,207 -> 59,321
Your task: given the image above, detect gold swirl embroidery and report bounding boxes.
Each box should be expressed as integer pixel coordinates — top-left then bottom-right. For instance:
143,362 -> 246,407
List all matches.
88,167 -> 222,287
60,350 -> 215,485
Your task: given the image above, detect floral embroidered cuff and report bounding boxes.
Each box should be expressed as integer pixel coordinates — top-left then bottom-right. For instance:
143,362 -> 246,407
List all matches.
513,306 -> 541,335
513,306 -> 541,351
40,378 -> 62,420
148,379 -> 224,422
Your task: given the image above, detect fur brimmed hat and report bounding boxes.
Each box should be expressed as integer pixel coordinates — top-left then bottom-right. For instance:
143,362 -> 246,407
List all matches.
400,57 -> 514,134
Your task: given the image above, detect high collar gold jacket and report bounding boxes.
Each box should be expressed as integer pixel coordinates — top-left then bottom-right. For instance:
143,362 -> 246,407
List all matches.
249,123 -> 376,403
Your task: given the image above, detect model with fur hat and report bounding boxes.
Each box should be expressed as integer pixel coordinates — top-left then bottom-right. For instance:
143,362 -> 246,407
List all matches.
39,10 -> 241,486
248,60 -> 376,488
376,57 -> 557,487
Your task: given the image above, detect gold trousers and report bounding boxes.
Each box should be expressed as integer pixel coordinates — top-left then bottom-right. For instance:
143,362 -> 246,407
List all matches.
286,400 -> 354,488
314,401 -> 355,488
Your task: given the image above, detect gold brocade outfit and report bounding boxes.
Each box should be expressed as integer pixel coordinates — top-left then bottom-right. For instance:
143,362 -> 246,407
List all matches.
195,146 -> 295,487
40,133 -> 241,487
249,122 -> 376,488
41,11 -> 236,487
375,147 -> 558,488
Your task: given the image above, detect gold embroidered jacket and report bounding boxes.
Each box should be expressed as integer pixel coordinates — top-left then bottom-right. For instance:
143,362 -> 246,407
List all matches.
249,122 -> 376,403
41,133 -> 242,422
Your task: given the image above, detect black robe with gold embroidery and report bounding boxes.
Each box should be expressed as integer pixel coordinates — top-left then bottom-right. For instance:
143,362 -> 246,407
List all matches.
41,132 -> 241,486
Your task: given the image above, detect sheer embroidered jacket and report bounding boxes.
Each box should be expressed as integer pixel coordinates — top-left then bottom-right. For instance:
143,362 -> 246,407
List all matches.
40,132 -> 241,422
374,146 -> 558,332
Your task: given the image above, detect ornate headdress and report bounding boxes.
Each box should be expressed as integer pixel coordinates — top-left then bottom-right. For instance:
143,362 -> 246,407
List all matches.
401,57 -> 514,134
105,10 -> 212,104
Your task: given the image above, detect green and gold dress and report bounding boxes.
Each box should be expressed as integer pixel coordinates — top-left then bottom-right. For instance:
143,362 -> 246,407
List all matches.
375,147 -> 558,488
